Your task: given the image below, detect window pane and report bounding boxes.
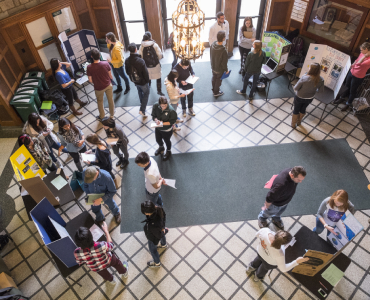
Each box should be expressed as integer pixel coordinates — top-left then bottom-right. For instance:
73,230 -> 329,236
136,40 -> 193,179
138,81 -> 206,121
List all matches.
240,0 -> 261,17
166,0 -> 181,19
202,20 -> 216,43
237,18 -> 258,41
38,43 -> 62,70
126,22 -> 146,44
26,17 -> 53,48
167,19 -> 173,34
52,7 -> 77,34
121,0 -> 144,21
196,0 -> 217,18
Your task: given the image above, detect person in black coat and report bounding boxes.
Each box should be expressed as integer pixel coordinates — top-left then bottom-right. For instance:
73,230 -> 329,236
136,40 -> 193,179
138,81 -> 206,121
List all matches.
141,200 -> 168,268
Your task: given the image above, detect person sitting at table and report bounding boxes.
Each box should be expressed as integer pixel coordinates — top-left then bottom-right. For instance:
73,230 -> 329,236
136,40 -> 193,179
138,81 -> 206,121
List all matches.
18,134 -> 57,173
291,63 -> 324,128
74,222 -> 128,285
57,118 -> 86,172
23,112 -> 68,168
246,228 -> 308,282
313,189 -> 355,236
236,40 -> 266,100
50,58 -> 87,116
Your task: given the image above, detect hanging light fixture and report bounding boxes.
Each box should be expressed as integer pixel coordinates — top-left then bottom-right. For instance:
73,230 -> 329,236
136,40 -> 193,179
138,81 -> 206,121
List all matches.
172,0 -> 205,61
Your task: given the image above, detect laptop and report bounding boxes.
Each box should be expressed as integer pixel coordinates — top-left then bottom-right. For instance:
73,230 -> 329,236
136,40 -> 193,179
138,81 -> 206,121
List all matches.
261,58 -> 278,75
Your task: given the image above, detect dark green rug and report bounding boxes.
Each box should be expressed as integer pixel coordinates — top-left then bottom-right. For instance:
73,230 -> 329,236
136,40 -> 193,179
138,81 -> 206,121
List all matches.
120,139 -> 369,233
105,60 -> 293,108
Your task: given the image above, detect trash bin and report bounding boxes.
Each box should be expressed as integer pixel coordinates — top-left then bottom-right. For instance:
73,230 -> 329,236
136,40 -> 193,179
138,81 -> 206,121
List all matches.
23,71 -> 49,90
20,79 -> 44,91
15,87 -> 41,108
10,96 -> 39,123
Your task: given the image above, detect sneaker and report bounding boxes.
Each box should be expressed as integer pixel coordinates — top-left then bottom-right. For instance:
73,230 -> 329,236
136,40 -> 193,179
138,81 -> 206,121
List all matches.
214,91 -> 224,97
120,159 -> 129,169
272,219 -> 284,230
106,278 -> 117,286
253,273 -> 262,282
139,111 -> 147,117
236,90 -> 246,95
157,91 -> 165,96
116,158 -> 124,167
157,243 -> 168,249
147,260 -> 161,268
122,261 -> 129,278
188,108 -> 196,116
176,118 -> 184,123
248,96 -> 253,100
258,219 -> 269,228
114,86 -> 123,94
246,264 -> 256,275
341,105 -> 350,112
114,213 -> 121,225
183,109 -> 186,117
96,116 -> 103,121
124,88 -> 130,95
163,150 -> 171,161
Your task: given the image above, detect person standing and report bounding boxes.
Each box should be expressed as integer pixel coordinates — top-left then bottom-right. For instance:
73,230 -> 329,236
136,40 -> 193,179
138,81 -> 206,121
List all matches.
87,48 -> 115,120
100,117 -> 129,169
151,97 -> 177,161
50,59 -> 87,116
83,166 -> 121,224
174,58 -> 196,117
292,63 -> 324,128
126,43 -> 150,117
139,31 -> 164,96
313,190 -> 355,235
209,12 -> 229,48
210,30 -> 229,97
105,32 -> 130,95
236,40 -> 266,100
334,42 -> 370,111
168,32 -> 178,69
141,200 -> 168,268
135,152 -> 166,207
57,118 -> 86,172
74,222 -> 129,285
238,17 -> 256,74
246,229 -> 308,282
258,166 -> 306,229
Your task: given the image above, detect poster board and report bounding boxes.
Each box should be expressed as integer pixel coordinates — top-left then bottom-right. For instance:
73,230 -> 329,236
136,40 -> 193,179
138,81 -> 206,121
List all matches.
52,7 -> 77,34
292,250 -> 333,276
58,29 -> 99,74
262,32 -> 292,72
300,44 -> 351,98
30,198 -> 78,268
19,177 -> 59,206
9,145 -> 45,181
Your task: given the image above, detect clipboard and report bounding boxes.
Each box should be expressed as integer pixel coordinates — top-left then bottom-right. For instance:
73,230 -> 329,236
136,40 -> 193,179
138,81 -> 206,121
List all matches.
243,31 -> 253,38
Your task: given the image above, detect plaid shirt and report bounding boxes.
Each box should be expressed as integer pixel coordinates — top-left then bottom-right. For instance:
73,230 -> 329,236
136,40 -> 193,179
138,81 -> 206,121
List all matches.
74,241 -> 114,272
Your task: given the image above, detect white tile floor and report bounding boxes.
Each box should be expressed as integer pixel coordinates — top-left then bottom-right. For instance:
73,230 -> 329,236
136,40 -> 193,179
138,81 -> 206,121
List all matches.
1,54 -> 370,299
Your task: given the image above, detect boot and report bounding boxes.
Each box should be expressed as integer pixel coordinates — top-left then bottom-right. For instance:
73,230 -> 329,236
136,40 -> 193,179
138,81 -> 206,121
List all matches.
124,87 -> 130,95
75,98 -> 88,110
75,162 -> 83,172
155,146 -> 165,156
120,159 -> 129,169
116,157 -> 124,167
114,86 -> 123,93
297,113 -> 305,126
163,150 -> 171,161
71,105 -> 83,116
291,114 -> 299,129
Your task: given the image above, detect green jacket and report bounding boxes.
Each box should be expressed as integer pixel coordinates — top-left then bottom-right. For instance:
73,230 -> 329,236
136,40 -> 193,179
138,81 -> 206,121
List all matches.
210,41 -> 228,73
151,103 -> 177,130
244,50 -> 266,74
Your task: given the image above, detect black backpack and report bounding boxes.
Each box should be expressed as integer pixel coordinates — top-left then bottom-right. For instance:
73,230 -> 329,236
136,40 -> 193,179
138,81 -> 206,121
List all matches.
143,45 -> 159,68
129,64 -> 142,84
39,89 -> 68,109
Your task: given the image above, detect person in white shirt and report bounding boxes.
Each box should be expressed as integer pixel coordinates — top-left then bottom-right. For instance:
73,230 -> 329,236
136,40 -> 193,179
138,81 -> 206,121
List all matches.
208,12 -> 229,48
135,151 -> 166,206
246,228 -> 308,282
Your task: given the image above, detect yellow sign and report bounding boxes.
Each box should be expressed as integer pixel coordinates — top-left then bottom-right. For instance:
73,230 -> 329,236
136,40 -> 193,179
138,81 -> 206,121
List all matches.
9,145 -> 45,181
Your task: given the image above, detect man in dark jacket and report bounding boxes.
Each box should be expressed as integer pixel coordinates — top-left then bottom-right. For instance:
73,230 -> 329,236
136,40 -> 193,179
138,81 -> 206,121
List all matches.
125,43 -> 150,117
141,200 -> 168,268
210,30 -> 229,97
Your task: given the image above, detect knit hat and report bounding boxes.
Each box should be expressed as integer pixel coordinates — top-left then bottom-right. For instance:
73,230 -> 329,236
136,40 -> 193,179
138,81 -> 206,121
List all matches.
84,166 -> 99,183
100,117 -> 115,128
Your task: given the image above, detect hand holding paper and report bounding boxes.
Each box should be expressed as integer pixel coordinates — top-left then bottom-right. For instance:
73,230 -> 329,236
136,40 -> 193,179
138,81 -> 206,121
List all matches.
164,179 -> 177,189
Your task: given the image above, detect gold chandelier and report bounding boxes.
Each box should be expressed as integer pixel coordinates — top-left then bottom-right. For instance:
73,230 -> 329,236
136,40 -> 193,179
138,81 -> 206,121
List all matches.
172,0 -> 205,60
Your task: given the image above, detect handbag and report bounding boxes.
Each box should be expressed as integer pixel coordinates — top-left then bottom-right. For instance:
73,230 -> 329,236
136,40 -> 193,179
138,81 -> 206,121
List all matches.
44,133 -> 54,147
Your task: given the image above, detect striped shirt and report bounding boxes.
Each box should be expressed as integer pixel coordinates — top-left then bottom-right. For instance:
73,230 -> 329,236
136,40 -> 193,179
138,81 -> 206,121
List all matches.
74,241 -> 113,272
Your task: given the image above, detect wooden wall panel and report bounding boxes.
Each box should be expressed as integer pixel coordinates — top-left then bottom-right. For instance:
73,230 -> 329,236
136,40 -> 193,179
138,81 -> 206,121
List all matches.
0,60 -> 16,88
91,0 -> 110,6
74,0 -> 88,12
79,11 -> 94,30
0,32 -> 7,52
144,0 -> 164,49
270,2 -> 290,27
4,51 -> 22,80
0,72 -> 11,99
14,40 -> 36,68
224,0 -> 238,54
94,9 -> 115,36
5,24 -> 24,40
0,105 -> 13,122
290,19 -> 302,29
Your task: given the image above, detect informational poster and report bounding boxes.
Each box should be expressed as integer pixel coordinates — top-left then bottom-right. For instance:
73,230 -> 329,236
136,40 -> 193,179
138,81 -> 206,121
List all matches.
301,44 -> 351,98
10,145 -> 45,181
262,31 -> 292,71
292,250 -> 333,276
52,7 -> 77,34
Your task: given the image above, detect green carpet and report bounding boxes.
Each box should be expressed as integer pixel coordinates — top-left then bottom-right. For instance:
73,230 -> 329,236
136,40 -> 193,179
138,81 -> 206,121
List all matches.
105,60 -> 293,108
120,139 -> 369,233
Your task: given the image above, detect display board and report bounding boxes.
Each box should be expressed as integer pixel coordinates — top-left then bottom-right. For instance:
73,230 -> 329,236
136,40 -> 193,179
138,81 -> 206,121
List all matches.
300,44 -> 351,98
19,177 -> 59,206
262,32 -> 292,71
292,250 -> 333,276
10,145 -> 45,181
58,29 -> 99,74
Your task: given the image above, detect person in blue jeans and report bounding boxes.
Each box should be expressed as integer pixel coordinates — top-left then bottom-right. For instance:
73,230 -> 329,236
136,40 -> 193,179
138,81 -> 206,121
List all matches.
258,166 -> 306,229
141,200 -> 168,268
82,166 -> 121,225
313,190 -> 355,236
125,43 -> 150,117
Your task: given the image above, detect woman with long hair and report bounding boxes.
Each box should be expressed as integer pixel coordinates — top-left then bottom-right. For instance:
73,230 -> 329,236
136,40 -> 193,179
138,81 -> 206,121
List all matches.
57,118 -> 86,172
246,229 -> 308,282
313,190 -> 355,236
23,112 -> 68,167
236,40 -> 266,100
105,32 -> 130,94
50,58 -> 87,116
291,63 -> 324,128
18,134 -> 57,173
238,17 -> 256,74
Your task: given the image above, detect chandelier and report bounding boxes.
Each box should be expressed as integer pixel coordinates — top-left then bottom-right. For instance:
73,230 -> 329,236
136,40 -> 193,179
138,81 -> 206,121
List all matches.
172,0 -> 205,60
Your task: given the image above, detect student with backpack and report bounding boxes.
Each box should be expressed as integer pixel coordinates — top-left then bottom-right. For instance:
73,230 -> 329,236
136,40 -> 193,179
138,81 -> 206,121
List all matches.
125,43 -> 150,117
138,31 -> 164,96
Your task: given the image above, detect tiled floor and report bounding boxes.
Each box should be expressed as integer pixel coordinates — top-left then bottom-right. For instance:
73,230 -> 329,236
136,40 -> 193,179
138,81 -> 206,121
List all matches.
1,59 -> 370,299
